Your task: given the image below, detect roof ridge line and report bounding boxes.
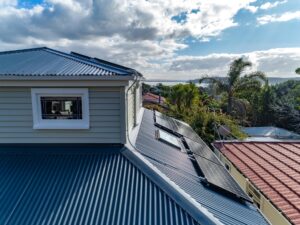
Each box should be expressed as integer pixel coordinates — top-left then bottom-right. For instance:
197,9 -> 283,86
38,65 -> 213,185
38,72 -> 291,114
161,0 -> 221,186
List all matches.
122,146 -> 223,225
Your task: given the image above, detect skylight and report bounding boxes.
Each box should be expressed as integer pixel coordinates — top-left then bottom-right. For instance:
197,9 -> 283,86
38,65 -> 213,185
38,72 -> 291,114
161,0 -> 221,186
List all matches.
157,129 -> 181,149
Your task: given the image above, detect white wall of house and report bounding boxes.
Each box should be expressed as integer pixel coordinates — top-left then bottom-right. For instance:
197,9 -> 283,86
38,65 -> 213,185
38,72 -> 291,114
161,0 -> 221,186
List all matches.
0,87 -> 124,144
127,81 -> 142,132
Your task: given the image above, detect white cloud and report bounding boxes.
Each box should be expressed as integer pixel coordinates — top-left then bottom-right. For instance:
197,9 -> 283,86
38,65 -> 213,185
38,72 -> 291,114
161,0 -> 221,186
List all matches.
0,1 -> 298,81
0,0 -> 17,6
0,0 -> 258,43
245,5 -> 258,13
0,0 -> 261,77
166,48 -> 300,80
258,10 -> 300,25
260,0 -> 287,10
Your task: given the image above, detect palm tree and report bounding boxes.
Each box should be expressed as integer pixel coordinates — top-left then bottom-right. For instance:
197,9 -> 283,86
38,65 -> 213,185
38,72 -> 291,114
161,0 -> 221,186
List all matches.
199,58 -> 267,115
296,68 -> 300,74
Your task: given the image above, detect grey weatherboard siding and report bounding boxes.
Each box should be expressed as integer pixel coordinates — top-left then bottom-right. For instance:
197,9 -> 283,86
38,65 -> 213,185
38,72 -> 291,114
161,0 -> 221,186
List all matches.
0,87 -> 122,143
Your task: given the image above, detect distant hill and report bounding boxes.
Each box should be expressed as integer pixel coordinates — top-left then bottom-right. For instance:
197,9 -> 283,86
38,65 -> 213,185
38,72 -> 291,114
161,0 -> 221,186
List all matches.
190,77 -> 300,85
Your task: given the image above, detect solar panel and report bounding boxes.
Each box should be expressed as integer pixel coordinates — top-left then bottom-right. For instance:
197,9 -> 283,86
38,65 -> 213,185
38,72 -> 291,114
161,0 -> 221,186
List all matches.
185,138 -> 222,165
186,138 -> 251,201
154,111 -> 251,202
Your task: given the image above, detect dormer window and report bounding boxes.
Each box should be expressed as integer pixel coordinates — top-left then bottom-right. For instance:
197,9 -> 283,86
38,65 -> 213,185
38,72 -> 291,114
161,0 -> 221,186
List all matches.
40,97 -> 82,120
31,88 -> 89,129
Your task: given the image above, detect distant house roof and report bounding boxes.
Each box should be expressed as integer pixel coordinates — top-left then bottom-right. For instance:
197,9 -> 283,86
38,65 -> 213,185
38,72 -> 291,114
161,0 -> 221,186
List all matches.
242,126 -> 300,140
213,141 -> 300,225
134,109 -> 269,225
0,47 -> 142,79
143,92 -> 166,105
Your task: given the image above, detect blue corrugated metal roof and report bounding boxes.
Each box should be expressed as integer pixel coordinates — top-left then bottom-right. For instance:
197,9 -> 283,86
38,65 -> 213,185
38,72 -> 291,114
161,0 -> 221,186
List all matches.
135,109 -> 270,225
0,47 -> 142,77
0,145 -> 200,225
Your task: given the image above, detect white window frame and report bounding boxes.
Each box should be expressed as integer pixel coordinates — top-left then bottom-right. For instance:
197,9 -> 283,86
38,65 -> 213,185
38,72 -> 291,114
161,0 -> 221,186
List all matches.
31,88 -> 90,129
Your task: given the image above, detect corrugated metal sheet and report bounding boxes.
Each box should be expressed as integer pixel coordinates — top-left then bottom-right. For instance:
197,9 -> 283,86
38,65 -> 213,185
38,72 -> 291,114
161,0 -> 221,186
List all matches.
0,145 -> 199,225
214,141 -> 300,224
0,47 -> 140,77
136,110 -> 269,225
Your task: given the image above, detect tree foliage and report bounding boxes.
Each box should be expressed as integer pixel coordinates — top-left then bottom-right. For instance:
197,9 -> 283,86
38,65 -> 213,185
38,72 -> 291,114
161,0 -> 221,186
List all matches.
199,58 -> 267,117
166,83 -> 245,144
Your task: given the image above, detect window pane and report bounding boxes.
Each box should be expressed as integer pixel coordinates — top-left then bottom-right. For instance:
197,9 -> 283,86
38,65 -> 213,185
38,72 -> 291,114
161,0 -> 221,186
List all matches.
158,129 -> 181,149
41,97 -> 82,120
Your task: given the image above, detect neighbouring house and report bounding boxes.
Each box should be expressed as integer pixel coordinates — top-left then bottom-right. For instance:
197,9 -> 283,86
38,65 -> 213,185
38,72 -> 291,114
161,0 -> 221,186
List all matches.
242,126 -> 300,140
0,47 -> 269,225
213,141 -> 300,225
143,92 -> 166,106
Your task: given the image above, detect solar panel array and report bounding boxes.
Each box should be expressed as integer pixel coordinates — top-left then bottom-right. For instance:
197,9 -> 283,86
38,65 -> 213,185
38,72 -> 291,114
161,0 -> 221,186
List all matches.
154,111 -> 251,202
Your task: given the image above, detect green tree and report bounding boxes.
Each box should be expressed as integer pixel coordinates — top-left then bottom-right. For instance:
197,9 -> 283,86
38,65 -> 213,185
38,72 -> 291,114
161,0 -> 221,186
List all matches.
166,83 -> 245,145
199,58 -> 267,115
167,83 -> 199,118
296,68 -> 300,74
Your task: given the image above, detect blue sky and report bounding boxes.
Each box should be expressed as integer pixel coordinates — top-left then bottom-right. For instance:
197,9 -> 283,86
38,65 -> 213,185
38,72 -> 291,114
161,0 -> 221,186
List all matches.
179,0 -> 300,56
0,0 -> 299,79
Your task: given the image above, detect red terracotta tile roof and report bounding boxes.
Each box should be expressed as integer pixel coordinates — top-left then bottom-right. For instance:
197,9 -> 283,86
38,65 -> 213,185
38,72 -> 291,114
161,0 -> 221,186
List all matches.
213,141 -> 300,225
143,92 -> 165,104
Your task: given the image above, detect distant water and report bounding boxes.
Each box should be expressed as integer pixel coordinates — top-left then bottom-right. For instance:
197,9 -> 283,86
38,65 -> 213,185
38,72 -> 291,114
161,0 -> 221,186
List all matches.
144,80 -> 209,87
144,77 -> 300,87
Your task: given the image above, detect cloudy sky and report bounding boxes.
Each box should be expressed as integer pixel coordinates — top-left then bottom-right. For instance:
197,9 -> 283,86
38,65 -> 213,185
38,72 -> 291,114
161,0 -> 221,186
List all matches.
0,0 -> 299,79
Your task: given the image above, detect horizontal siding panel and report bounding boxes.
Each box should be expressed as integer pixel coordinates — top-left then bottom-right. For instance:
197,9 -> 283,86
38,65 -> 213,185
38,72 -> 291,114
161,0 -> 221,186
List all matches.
0,104 -> 33,109
0,121 -> 121,127
0,132 -> 120,138
0,103 -> 120,110
0,109 -> 120,117
90,98 -> 120,104
0,98 -> 120,104
0,98 -> 32,104
90,104 -> 120,110
0,127 -> 120,133
0,115 -> 33,121
0,92 -> 120,98
0,138 -> 121,143
91,115 -> 120,122
0,87 -> 123,143
89,91 -> 120,98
